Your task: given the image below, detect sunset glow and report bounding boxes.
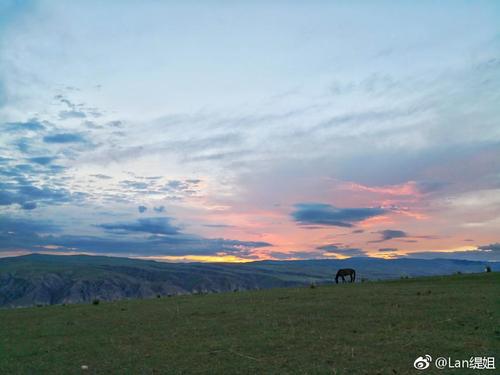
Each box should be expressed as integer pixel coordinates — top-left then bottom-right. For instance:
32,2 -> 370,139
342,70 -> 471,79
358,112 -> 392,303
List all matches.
1,1 -> 499,262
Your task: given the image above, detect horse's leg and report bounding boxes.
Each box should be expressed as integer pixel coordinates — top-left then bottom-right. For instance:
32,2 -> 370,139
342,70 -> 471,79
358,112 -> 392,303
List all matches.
342,275 -> 346,283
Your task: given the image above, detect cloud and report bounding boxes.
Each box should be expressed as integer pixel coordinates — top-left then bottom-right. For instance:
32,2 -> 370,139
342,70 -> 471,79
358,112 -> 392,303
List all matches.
112,178 -> 200,201
138,205 -> 147,213
78,236 -> 270,257
43,133 -> 86,143
212,239 -> 271,248
269,250 -> 324,260
370,229 -> 408,242
292,203 -> 386,227
203,223 -> 233,228
101,120 -> 122,127
17,185 -> 71,203
120,180 -> 150,190
0,216 -> 271,257
378,247 -> 398,252
90,174 -> 112,180
316,244 -> 344,252
0,180 -> 73,210
88,132 -> 243,165
12,138 -> 32,153
0,190 -> 22,206
5,119 -> 46,132
0,156 -> 12,163
0,216 -> 60,235
161,179 -> 200,194
477,242 -> 500,252
316,244 -> 368,257
164,180 -> 187,190
28,156 -> 57,165
310,108 -> 422,134
406,243 -> 500,261
97,217 -> 180,235
344,180 -> 421,196
20,202 -> 37,210
59,110 -> 86,119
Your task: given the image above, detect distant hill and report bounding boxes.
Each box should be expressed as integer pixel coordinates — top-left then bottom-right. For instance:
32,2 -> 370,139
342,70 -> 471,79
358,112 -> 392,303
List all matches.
0,254 -> 497,308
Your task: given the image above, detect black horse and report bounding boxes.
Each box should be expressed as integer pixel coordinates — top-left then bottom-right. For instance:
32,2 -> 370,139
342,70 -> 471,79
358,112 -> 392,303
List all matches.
335,268 -> 356,284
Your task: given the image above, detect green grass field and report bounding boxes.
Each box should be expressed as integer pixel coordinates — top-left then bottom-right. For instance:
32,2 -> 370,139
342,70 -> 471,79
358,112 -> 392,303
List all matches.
0,272 -> 498,374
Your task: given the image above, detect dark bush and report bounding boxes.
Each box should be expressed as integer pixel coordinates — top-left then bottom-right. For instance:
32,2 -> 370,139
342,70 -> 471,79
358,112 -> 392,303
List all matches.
92,299 -> 100,305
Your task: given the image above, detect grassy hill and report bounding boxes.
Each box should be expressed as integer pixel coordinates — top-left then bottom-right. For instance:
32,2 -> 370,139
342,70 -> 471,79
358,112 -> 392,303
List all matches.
0,272 -> 498,374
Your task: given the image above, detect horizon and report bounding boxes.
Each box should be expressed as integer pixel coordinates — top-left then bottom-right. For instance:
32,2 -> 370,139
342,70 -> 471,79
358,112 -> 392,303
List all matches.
2,249 -> 500,266
2,252 -> 498,265
1,1 -> 500,263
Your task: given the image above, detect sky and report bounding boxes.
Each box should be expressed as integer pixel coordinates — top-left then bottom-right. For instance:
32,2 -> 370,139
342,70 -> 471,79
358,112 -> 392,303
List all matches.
1,0 -> 500,262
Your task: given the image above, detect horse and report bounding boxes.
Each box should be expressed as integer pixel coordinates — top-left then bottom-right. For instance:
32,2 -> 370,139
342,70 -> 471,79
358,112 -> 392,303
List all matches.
335,268 -> 356,284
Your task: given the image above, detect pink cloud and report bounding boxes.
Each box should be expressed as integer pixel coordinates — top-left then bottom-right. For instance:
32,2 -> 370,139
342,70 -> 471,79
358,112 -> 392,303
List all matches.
343,181 -> 421,197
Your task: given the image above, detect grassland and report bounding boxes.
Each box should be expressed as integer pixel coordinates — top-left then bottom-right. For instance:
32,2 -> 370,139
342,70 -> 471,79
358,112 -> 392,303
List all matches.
0,272 -> 498,374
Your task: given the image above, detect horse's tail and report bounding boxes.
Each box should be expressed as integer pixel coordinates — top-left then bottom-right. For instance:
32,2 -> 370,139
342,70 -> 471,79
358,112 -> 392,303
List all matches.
335,273 -> 339,284
352,269 -> 356,282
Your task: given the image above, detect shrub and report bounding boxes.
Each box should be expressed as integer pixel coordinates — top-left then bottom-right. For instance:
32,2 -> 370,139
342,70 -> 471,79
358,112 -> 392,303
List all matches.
92,299 -> 100,305
309,282 -> 316,289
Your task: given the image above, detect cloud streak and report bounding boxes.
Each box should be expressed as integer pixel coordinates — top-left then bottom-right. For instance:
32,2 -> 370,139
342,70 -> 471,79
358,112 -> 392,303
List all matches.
406,243 -> 500,262
43,133 -> 86,143
97,217 -> 180,235
0,216 -> 271,257
316,244 -> 368,257
292,203 -> 386,227
370,230 -> 408,243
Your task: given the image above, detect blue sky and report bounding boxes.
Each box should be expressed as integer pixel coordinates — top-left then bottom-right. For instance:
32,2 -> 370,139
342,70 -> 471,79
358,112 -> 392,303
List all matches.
1,1 -> 500,261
